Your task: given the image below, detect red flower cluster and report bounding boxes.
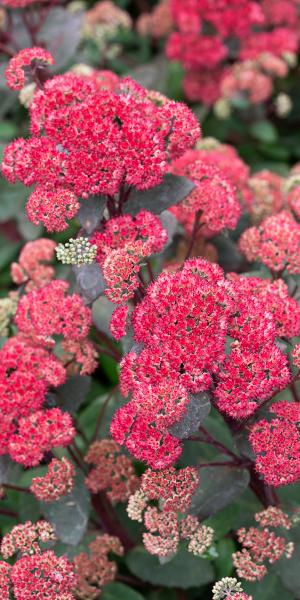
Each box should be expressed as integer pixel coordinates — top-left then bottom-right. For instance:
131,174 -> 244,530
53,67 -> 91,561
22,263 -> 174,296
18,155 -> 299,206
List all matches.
233,507 -> 293,581
166,0 -> 299,108
5,47 -> 54,91
91,211 -> 168,304
85,439 -> 139,502
127,467 -> 213,558
239,210 -> 300,274
111,257 -> 291,464
0,521 -> 76,600
0,268 -> 97,465
170,150 -> 241,235
2,63 -> 200,231
30,457 -> 75,502
250,401 -> 300,486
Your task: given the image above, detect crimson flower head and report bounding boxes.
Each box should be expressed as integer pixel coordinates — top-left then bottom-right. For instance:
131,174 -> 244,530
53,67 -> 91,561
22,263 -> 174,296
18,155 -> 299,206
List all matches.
5,47 -> 55,91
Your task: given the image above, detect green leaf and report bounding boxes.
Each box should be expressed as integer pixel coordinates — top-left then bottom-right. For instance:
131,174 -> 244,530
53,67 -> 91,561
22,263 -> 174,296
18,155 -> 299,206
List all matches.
243,572 -> 294,600
214,538 -> 236,578
190,465 -> 250,519
249,121 -> 278,143
125,174 -> 195,216
276,536 -> 300,596
126,546 -> 214,588
55,375 -> 91,415
40,472 -> 90,545
102,582 -> 145,600
170,392 -> 211,439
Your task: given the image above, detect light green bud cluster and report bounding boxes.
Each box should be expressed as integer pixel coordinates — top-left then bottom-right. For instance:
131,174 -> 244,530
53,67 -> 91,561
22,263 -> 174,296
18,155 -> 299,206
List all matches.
0,293 -> 18,337
56,237 -> 97,266
212,577 -> 246,600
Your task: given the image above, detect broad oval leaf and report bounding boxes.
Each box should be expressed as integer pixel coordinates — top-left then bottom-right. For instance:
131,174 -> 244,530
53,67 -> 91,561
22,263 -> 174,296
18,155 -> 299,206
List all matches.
40,8 -> 84,69
190,465 -> 250,519
243,572 -> 294,600
74,263 -> 106,303
126,545 -> 214,588
124,174 -> 195,216
55,375 -> 91,415
102,582 -> 145,600
170,393 -> 211,439
77,197 -> 106,234
40,473 -> 90,545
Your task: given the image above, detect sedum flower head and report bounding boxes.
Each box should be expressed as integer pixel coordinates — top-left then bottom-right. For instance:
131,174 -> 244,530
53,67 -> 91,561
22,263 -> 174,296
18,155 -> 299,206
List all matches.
56,237 -> 97,266
212,577 -> 251,600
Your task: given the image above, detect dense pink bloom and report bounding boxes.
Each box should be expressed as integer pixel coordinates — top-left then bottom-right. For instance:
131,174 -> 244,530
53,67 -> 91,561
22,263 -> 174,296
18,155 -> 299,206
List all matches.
5,48 -> 54,91
170,152 -> 241,234
140,466 -> 199,512
292,343 -> 300,369
0,562 -> 11,600
61,339 -> 98,375
228,275 -> 300,338
85,439 -> 138,502
246,170 -> 284,223
15,280 -> 91,343
167,32 -> 228,70
103,244 -> 143,304
30,457 -> 75,501
11,238 -> 56,290
221,62 -> 273,104
167,0 -> 299,107
26,185 -> 80,232
233,506 -> 293,581
183,69 -> 224,105
110,305 -> 129,340
239,210 -> 300,274
74,534 -> 123,598
250,401 -> 300,485
194,142 -> 250,193
11,551 -> 76,599
8,408 -> 75,466
2,73 -> 199,226
91,211 -> 168,266
214,345 -> 290,419
240,28 -> 298,60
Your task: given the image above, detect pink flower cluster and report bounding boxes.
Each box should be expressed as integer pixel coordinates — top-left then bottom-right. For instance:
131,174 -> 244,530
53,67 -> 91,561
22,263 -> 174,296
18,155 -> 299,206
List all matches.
250,401 -> 300,486
166,0 -> 299,107
30,457 -> 75,502
0,272 -> 97,465
239,210 -> 300,274
0,521 -> 76,600
170,150 -> 241,235
127,467 -> 214,558
111,258 -> 290,465
233,507 -> 293,581
5,47 -> 54,91
91,211 -> 168,305
74,534 -> 124,599
2,59 -> 200,231
11,238 -> 56,290
85,439 -> 139,502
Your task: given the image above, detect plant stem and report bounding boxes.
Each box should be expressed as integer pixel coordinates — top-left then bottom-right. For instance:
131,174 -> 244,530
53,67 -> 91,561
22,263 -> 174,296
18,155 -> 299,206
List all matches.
3,483 -> 31,494
91,385 -> 119,443
184,211 -> 202,260
91,492 -> 134,551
